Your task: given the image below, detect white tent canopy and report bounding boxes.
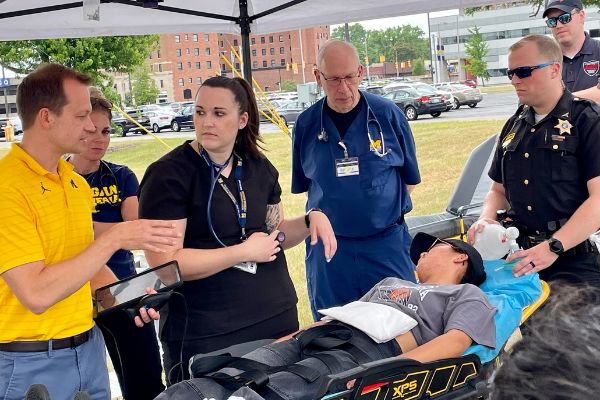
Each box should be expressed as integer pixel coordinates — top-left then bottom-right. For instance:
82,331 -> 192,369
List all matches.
0,0 -> 500,80
0,0 -> 500,40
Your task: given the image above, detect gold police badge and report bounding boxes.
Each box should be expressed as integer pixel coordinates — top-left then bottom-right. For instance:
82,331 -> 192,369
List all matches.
502,132 -> 516,148
554,119 -> 573,135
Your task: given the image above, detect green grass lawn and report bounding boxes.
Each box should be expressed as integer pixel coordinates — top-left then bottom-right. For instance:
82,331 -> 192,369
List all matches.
0,119 -> 505,327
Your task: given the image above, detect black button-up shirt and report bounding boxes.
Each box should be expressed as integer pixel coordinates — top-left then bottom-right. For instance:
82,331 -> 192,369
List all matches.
562,33 -> 600,92
489,91 -> 600,232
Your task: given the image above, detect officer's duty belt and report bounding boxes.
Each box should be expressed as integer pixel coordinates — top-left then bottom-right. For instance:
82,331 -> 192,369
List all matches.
520,234 -> 598,256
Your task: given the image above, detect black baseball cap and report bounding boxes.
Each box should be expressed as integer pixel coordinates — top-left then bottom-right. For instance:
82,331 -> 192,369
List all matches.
410,232 -> 486,286
543,0 -> 583,18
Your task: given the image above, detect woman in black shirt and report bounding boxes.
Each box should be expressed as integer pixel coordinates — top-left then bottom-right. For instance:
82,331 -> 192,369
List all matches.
139,76 -> 336,384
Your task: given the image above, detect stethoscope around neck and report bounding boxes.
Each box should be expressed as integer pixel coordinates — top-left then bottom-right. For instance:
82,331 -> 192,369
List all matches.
317,94 -> 390,158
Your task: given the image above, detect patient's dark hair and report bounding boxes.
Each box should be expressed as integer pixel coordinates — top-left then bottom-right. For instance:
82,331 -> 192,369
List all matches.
491,283 -> 600,399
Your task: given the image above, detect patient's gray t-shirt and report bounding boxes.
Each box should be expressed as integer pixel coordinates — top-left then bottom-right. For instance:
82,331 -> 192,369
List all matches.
360,278 -> 496,348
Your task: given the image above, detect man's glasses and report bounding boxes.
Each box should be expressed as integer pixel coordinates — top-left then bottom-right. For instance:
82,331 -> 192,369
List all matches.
545,9 -> 579,28
319,69 -> 361,86
91,97 -> 113,110
506,61 -> 557,80
427,238 -> 465,254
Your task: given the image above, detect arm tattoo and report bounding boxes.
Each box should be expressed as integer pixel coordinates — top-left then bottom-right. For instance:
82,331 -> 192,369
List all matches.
265,203 -> 282,233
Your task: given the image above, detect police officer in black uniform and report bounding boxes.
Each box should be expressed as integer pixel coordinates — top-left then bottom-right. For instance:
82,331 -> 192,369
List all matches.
469,34 -> 600,286
544,0 -> 600,101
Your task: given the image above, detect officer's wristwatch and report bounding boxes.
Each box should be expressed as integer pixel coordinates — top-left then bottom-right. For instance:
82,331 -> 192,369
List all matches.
547,238 -> 564,255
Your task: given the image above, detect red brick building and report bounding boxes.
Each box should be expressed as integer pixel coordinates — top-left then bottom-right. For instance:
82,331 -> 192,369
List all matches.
149,27 -> 330,102
219,26 -> 330,92
149,33 -> 222,102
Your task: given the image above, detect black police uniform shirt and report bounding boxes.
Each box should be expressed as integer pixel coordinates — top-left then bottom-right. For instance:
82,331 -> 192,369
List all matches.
138,141 -> 298,342
488,91 -> 600,232
562,33 -> 600,92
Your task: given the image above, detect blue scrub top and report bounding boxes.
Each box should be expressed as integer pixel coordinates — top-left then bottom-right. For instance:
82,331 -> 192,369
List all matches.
292,91 -> 420,238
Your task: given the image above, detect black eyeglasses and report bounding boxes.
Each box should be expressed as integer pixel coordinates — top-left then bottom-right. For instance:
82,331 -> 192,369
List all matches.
90,97 -> 113,110
545,9 -> 579,28
427,238 -> 465,254
319,69 -> 362,86
507,61 -> 557,80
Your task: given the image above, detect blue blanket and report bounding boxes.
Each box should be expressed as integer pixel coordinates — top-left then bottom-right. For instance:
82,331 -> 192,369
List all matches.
464,259 -> 543,363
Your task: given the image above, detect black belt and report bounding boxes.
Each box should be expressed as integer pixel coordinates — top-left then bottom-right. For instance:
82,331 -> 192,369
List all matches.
521,234 -> 598,256
0,328 -> 92,352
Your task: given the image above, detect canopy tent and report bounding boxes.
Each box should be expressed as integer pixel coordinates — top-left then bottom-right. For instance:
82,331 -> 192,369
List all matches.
0,0 -> 500,80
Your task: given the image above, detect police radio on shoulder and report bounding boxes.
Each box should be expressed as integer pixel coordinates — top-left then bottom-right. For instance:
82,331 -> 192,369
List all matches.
304,208 -> 323,228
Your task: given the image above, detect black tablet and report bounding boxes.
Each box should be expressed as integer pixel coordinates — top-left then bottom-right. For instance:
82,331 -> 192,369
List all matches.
95,260 -> 182,316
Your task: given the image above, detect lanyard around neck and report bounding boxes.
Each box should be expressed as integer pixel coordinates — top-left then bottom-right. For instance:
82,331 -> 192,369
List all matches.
201,148 -> 248,241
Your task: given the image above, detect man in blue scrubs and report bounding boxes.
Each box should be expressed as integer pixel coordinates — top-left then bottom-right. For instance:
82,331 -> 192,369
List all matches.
292,39 -> 421,319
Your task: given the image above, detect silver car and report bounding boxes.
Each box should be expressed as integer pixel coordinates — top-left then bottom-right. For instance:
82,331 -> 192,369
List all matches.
435,84 -> 482,109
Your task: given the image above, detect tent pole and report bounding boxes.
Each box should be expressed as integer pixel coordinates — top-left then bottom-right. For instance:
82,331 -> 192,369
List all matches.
238,0 -> 252,83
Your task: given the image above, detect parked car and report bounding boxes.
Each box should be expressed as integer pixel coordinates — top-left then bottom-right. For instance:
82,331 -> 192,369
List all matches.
383,88 -> 446,121
363,86 -> 385,96
274,101 -> 309,126
112,109 -> 151,136
258,99 -> 285,122
169,101 -> 194,114
170,105 -> 195,131
451,79 -> 478,88
0,116 -> 23,137
434,83 -> 482,109
147,109 -> 178,133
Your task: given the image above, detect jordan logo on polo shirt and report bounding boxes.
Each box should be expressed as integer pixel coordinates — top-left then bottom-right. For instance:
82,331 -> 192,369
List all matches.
40,182 -> 51,195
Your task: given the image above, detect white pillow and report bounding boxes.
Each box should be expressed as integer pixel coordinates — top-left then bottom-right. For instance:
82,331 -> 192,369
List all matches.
318,301 -> 418,343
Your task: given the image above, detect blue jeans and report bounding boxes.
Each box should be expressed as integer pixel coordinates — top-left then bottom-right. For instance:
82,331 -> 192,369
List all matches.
156,323 -> 400,400
0,326 -> 110,400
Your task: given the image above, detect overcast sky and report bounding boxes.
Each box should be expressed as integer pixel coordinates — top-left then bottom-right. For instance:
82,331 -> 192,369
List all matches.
332,10 -> 458,36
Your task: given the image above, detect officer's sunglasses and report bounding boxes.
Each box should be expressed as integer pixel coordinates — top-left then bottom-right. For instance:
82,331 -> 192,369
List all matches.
545,8 -> 579,28
90,97 -> 113,110
506,61 -> 557,80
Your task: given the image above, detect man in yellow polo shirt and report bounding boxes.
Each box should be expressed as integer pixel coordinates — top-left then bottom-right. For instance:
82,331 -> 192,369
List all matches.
0,64 -> 179,399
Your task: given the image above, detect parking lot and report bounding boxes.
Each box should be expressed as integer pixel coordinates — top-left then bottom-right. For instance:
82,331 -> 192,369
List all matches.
0,91 -> 519,149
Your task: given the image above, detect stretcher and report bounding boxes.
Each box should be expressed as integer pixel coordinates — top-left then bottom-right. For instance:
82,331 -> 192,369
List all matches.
177,257 -> 547,400
317,261 -> 548,400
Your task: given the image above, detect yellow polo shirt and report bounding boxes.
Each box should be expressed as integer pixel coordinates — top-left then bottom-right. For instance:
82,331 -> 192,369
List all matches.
0,144 -> 95,341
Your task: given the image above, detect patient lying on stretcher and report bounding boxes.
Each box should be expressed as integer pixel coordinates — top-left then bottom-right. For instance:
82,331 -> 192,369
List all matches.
157,233 -> 499,400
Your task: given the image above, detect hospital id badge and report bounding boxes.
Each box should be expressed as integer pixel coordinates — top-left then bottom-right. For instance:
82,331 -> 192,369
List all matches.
233,261 -> 257,274
335,157 -> 359,177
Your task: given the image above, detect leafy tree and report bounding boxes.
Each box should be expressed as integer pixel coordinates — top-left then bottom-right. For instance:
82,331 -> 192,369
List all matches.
412,58 -> 425,76
0,36 -> 159,85
331,24 -> 428,67
464,26 -> 490,86
467,1 -> 600,16
332,23 -> 368,63
367,26 -> 429,66
280,80 -> 297,92
131,65 -> 160,106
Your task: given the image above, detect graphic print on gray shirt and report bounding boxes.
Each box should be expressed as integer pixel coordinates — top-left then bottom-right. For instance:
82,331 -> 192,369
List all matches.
360,278 -> 497,348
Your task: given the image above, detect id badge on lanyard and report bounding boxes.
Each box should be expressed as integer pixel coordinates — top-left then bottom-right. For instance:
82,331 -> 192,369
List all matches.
213,156 -> 258,274
335,141 -> 360,177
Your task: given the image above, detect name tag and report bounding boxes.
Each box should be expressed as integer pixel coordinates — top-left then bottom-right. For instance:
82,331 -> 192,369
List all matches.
335,157 -> 360,177
233,261 -> 258,274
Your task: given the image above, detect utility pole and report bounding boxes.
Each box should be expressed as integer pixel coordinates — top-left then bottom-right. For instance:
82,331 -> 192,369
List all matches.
298,29 -> 306,83
1,66 -> 9,118
427,13 -> 435,83
344,23 -> 350,42
365,32 -> 371,85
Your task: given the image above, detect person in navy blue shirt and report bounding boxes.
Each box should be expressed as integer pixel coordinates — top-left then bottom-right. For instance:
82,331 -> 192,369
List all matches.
69,87 -> 165,399
543,0 -> 600,102
292,39 -> 421,320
